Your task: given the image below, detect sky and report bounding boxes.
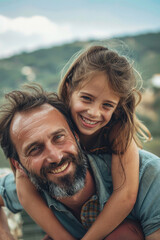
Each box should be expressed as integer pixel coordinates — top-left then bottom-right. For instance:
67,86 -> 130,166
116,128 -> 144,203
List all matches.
0,0 -> 160,59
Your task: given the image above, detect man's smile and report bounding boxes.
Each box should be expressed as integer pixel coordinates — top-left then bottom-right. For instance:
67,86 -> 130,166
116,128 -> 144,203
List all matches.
49,162 -> 70,174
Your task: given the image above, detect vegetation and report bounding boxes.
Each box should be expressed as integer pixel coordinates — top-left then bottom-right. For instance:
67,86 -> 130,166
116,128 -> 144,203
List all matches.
0,32 -> 160,166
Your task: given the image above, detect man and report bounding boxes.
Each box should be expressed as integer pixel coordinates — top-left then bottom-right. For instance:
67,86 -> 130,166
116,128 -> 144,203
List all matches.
0,85 -> 159,240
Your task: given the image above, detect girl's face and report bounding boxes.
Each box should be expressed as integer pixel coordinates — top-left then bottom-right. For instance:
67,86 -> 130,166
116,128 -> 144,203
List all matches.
69,72 -> 120,139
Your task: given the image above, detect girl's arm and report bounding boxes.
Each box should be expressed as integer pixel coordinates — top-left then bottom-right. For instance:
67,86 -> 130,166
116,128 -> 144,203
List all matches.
16,170 -> 76,240
82,139 -> 139,240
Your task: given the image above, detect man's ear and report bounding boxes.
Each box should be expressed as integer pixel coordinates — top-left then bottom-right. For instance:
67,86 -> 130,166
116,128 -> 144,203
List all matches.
10,158 -> 21,170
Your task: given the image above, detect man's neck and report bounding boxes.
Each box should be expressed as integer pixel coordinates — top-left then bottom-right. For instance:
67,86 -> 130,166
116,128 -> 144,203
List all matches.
58,170 -> 95,216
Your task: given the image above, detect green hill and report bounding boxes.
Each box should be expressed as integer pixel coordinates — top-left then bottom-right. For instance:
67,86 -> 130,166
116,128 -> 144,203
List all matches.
0,31 -> 160,166
0,32 -> 160,95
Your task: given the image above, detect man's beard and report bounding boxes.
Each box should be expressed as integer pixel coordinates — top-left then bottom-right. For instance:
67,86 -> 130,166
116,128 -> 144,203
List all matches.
22,148 -> 88,199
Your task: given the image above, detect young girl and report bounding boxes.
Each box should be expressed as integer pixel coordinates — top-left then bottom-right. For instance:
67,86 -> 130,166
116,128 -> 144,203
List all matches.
16,45 -> 151,240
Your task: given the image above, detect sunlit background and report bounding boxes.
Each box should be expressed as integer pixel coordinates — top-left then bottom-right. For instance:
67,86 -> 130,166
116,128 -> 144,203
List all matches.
0,0 -> 160,239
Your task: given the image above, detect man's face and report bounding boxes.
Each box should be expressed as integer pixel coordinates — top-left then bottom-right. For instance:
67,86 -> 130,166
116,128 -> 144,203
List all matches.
10,104 -> 87,198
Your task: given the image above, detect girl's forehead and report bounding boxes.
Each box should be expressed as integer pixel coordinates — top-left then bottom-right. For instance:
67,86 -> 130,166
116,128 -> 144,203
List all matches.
78,71 -> 109,89
75,71 -> 100,85
74,72 -> 121,101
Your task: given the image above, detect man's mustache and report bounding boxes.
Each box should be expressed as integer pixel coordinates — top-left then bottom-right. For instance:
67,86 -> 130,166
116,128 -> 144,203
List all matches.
40,155 -> 75,178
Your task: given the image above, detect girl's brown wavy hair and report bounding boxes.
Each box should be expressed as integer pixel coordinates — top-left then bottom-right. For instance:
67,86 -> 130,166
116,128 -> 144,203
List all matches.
58,45 -> 151,155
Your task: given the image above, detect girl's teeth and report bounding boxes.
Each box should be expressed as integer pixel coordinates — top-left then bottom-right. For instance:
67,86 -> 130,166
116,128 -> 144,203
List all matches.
81,116 -> 98,125
52,162 -> 69,174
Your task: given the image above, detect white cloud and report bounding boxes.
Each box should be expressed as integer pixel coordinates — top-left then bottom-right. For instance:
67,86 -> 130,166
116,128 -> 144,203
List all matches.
0,15 -> 71,37
0,15 -> 74,58
0,14 -> 126,58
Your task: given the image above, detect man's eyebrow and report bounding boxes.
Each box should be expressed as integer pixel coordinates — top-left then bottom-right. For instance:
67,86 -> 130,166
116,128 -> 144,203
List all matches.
50,128 -> 67,137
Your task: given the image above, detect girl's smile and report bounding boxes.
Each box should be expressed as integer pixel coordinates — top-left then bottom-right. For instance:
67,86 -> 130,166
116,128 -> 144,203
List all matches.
69,72 -> 120,141
80,115 -> 101,128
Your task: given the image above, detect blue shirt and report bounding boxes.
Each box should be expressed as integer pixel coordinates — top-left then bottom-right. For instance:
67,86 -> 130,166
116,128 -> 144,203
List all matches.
0,150 -> 160,238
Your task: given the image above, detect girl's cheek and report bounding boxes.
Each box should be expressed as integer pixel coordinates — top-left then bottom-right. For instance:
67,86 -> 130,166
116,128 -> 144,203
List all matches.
72,102 -> 86,112
108,111 -> 115,121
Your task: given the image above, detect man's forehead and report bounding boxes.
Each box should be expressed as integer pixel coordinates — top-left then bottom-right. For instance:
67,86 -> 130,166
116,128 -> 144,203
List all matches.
10,104 -> 70,137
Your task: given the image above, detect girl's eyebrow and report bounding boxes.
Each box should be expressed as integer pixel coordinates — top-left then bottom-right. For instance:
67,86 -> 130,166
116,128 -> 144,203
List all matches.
80,92 -> 93,97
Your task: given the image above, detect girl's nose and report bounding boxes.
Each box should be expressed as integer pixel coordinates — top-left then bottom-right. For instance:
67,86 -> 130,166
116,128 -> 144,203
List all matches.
87,104 -> 101,118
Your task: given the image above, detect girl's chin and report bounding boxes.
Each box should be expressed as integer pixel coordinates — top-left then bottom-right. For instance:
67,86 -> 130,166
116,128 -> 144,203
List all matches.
80,128 -> 100,138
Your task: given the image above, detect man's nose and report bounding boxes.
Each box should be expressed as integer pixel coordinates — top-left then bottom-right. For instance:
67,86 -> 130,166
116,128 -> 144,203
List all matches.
44,143 -> 63,164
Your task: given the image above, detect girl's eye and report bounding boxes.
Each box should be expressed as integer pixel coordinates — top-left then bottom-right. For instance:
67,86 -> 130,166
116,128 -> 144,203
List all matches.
103,103 -> 114,108
81,95 -> 92,101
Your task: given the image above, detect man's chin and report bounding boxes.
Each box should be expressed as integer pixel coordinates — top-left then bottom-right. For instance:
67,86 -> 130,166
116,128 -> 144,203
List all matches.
29,165 -> 86,199
49,167 -> 86,198
50,180 -> 85,199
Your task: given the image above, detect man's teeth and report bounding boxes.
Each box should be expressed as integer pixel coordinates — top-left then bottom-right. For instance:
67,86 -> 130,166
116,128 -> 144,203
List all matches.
81,116 -> 98,125
51,162 -> 69,174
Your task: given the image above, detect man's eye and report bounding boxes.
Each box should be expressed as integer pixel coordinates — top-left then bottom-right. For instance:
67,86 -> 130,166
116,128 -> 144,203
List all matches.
54,134 -> 65,142
28,146 -> 42,156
